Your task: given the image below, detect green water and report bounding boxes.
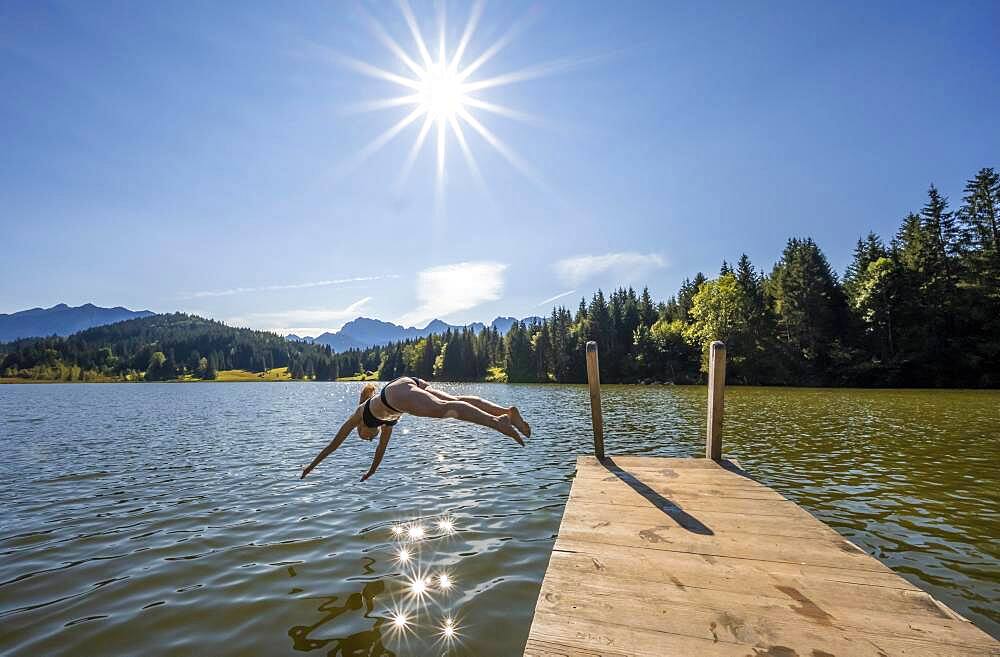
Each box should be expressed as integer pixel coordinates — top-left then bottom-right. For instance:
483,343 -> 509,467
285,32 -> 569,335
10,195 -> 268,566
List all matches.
0,383 -> 997,655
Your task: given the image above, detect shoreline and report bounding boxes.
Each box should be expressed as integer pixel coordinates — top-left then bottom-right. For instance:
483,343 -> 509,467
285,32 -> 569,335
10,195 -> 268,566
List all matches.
3,377 -> 998,391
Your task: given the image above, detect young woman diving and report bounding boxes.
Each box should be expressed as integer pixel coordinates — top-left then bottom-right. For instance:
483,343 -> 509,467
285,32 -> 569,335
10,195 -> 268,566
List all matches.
301,376 -> 532,481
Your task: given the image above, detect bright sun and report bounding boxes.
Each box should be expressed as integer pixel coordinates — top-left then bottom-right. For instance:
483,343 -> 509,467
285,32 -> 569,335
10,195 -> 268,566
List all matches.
420,62 -> 467,122
338,0 -> 556,202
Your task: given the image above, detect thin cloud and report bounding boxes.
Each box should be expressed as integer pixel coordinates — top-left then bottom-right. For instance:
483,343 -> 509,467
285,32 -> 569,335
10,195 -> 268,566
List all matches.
537,289 -> 576,307
397,261 -> 507,328
227,296 -> 372,335
554,252 -> 665,286
181,275 -> 398,299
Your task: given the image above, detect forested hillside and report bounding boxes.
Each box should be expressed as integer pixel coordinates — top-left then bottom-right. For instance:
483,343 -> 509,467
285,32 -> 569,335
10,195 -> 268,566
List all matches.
3,168 -> 997,387
0,314 -> 342,381
341,168 -> 1000,388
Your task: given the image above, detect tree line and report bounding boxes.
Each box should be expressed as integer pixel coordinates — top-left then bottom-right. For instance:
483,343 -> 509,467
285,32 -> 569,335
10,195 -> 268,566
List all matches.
0,313 -> 342,381
2,167 -> 996,387
341,167 -> 1000,387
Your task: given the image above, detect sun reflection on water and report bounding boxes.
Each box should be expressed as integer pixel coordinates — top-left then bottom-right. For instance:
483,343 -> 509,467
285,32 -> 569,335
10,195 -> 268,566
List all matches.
440,615 -> 459,640
408,575 -> 428,597
382,515 -> 465,653
391,611 -> 409,629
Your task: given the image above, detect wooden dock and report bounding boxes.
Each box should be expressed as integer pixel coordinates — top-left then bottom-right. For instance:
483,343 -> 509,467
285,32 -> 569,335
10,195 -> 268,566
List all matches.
523,342 -> 998,657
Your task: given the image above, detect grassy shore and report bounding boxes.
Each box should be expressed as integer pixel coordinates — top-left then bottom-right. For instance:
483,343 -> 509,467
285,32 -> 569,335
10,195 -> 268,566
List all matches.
2,368 -> 392,383
187,367 -> 293,382
2,367 -> 298,383
1,374 -> 122,384
335,372 -> 380,382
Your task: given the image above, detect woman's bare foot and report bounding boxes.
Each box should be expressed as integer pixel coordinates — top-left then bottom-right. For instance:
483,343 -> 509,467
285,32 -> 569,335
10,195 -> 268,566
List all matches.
508,406 -> 531,438
496,415 -> 525,446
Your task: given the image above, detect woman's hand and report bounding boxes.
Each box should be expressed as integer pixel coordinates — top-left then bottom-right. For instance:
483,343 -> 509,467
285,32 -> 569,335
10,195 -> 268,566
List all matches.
301,411 -> 360,478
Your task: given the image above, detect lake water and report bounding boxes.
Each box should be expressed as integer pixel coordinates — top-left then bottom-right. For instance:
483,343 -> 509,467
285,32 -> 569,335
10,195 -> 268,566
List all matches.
1,383 -> 997,655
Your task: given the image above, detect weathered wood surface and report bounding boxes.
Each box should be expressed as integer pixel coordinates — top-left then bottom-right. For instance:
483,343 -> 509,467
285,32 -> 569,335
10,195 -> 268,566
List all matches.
706,341 -> 726,461
585,341 -> 605,460
523,456 -> 999,657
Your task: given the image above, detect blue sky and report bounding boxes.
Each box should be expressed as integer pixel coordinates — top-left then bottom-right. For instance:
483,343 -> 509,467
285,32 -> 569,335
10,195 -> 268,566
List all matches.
2,1 -> 998,334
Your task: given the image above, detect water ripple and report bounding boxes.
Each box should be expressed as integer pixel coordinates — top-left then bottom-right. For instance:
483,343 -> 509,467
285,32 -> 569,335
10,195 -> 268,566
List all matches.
0,382 -> 997,655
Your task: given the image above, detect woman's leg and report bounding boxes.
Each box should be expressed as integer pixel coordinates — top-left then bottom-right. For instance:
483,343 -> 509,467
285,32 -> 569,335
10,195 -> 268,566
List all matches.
424,387 -> 532,438
423,387 -> 506,415
394,386 -> 524,445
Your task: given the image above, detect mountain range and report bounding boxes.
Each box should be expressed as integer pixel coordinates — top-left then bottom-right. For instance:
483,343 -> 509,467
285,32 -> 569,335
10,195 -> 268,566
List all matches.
0,303 -> 154,342
0,303 -> 541,351
288,315 -> 542,351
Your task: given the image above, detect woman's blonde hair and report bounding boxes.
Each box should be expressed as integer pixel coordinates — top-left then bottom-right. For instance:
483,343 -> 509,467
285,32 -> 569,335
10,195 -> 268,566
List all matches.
356,383 -> 378,441
359,382 -> 377,405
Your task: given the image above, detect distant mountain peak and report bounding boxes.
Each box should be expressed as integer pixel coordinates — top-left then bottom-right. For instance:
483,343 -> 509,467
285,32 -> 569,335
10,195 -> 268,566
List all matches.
294,314 -> 546,352
0,303 -> 155,342
423,319 -> 451,331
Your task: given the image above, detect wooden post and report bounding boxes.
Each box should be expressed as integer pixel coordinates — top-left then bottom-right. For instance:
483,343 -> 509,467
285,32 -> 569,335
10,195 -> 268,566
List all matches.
585,341 -> 605,460
706,341 -> 726,461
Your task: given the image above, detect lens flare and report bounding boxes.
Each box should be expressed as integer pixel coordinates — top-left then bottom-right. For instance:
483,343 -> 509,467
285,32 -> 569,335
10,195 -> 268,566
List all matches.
420,62 -> 466,121
438,572 -> 453,590
390,524 -> 405,537
385,603 -> 415,640
439,615 -> 460,642
338,1 -> 559,200
436,518 -> 455,534
395,547 -> 411,564
409,576 -> 428,596
407,524 -> 425,540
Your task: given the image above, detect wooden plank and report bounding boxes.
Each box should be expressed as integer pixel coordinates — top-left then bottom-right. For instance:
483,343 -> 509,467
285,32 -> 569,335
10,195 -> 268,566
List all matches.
575,466 -> 781,494
574,476 -> 790,500
523,455 -> 999,656
562,503 -> 837,540
555,515 -> 894,572
575,464 -> 774,490
524,637 -> 629,657
536,570 -> 993,649
585,455 -> 733,469
576,456 -> 767,484
568,490 -> 807,518
551,540 -> 924,593
529,611 -> 996,657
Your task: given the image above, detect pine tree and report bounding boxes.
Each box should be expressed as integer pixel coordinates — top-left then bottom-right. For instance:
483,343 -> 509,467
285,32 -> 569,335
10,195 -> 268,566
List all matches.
638,287 -> 657,327
958,168 -> 1000,289
921,185 -> 959,283
843,233 -> 888,307
768,238 -> 849,383
504,322 -> 535,382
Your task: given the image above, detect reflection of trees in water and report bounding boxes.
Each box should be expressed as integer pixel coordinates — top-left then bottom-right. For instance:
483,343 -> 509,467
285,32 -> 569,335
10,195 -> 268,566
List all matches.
288,580 -> 395,657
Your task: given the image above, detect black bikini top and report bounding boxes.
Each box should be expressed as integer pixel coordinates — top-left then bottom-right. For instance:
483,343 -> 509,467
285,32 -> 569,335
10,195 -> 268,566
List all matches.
362,398 -> 397,429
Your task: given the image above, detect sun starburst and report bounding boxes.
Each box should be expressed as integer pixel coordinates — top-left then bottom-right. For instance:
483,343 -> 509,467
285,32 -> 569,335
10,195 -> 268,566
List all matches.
339,0 -> 554,203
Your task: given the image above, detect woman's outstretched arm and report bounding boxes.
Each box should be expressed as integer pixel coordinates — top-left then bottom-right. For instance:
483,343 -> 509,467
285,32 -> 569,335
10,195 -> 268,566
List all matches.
301,409 -> 360,478
361,426 -> 392,481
